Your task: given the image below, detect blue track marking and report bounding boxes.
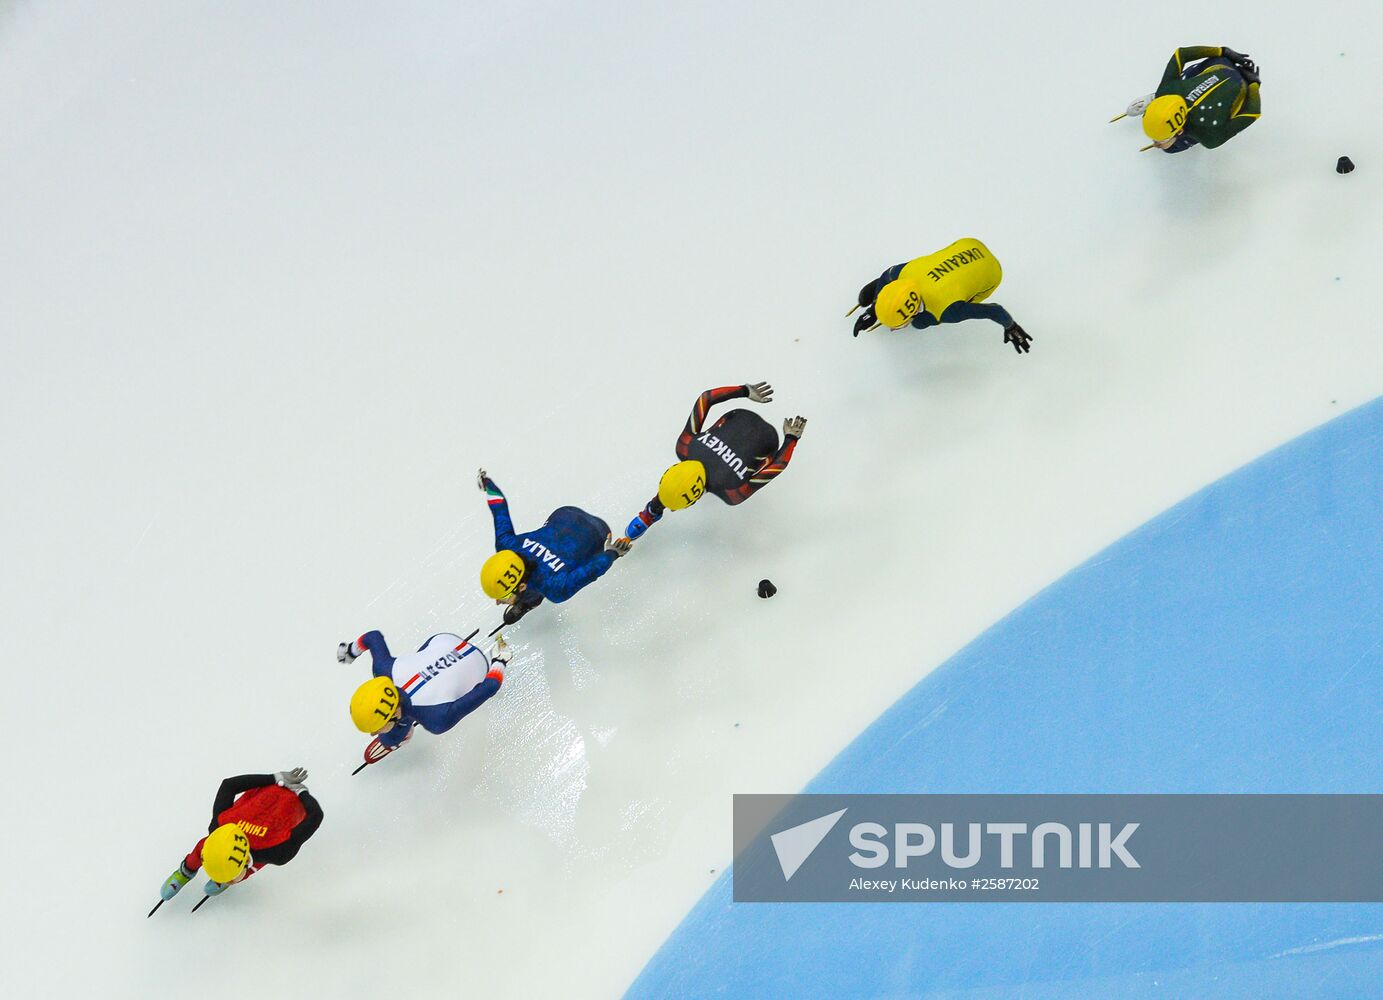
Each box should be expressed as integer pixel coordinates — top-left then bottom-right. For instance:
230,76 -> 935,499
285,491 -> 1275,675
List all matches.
629,396 -> 1383,999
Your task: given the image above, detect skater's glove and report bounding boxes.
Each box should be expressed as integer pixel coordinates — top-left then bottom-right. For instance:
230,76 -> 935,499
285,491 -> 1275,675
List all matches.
1003,323 -> 1032,354
852,308 -> 877,337
1221,47 -> 1250,66
486,635 -> 508,683
160,861 -> 194,900
1125,93 -> 1155,117
746,382 -> 774,404
337,641 -> 358,665
783,415 -> 807,439
478,470 -> 506,500
275,767 -> 308,790
606,536 -> 633,558
491,635 -> 512,666
1239,62 -> 1260,85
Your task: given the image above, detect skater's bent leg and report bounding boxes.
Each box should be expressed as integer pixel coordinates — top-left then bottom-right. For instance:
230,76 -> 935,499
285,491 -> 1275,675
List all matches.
626,497 -> 664,539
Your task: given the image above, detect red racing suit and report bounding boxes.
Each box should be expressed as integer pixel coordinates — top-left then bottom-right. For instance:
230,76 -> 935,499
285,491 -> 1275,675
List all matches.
183,774 -> 323,883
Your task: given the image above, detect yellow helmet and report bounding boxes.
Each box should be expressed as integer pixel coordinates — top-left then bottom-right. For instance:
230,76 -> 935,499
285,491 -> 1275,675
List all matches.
1142,94 -> 1188,142
202,824 -> 252,884
480,550 -> 526,600
350,676 -> 401,734
658,460 -> 706,511
875,278 -> 924,329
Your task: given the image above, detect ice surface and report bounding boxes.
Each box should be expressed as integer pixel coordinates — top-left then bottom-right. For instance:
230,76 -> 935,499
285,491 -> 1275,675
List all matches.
631,396 -> 1383,997
0,1 -> 1379,997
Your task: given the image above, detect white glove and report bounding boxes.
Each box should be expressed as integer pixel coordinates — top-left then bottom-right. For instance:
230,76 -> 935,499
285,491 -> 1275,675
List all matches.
275,767 -> 308,790
605,536 -> 632,558
746,382 -> 774,404
476,468 -> 489,491
491,635 -> 512,665
1124,93 -> 1155,117
783,415 -> 807,439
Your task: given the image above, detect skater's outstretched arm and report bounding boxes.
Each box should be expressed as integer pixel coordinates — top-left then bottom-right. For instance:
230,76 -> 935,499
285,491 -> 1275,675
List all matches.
722,418 -> 804,506
674,386 -> 752,457
479,472 -> 520,549
1161,45 -> 1224,86
344,631 -> 395,677
937,300 -> 1014,329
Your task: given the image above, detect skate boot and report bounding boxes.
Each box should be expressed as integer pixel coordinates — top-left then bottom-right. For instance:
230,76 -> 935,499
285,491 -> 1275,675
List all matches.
625,506 -> 662,540
160,861 -> 195,900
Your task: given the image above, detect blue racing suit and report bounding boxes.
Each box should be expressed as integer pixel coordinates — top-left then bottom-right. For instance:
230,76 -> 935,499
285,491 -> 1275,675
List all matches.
481,477 -> 616,605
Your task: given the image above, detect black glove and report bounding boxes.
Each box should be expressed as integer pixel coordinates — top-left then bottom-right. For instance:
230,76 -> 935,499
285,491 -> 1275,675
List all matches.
852,308 -> 877,337
1239,61 -> 1260,85
1221,47 -> 1250,66
1003,323 -> 1032,354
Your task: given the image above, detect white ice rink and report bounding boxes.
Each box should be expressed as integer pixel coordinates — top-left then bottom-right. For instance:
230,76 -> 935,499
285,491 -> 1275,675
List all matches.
2,2 -> 1380,996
